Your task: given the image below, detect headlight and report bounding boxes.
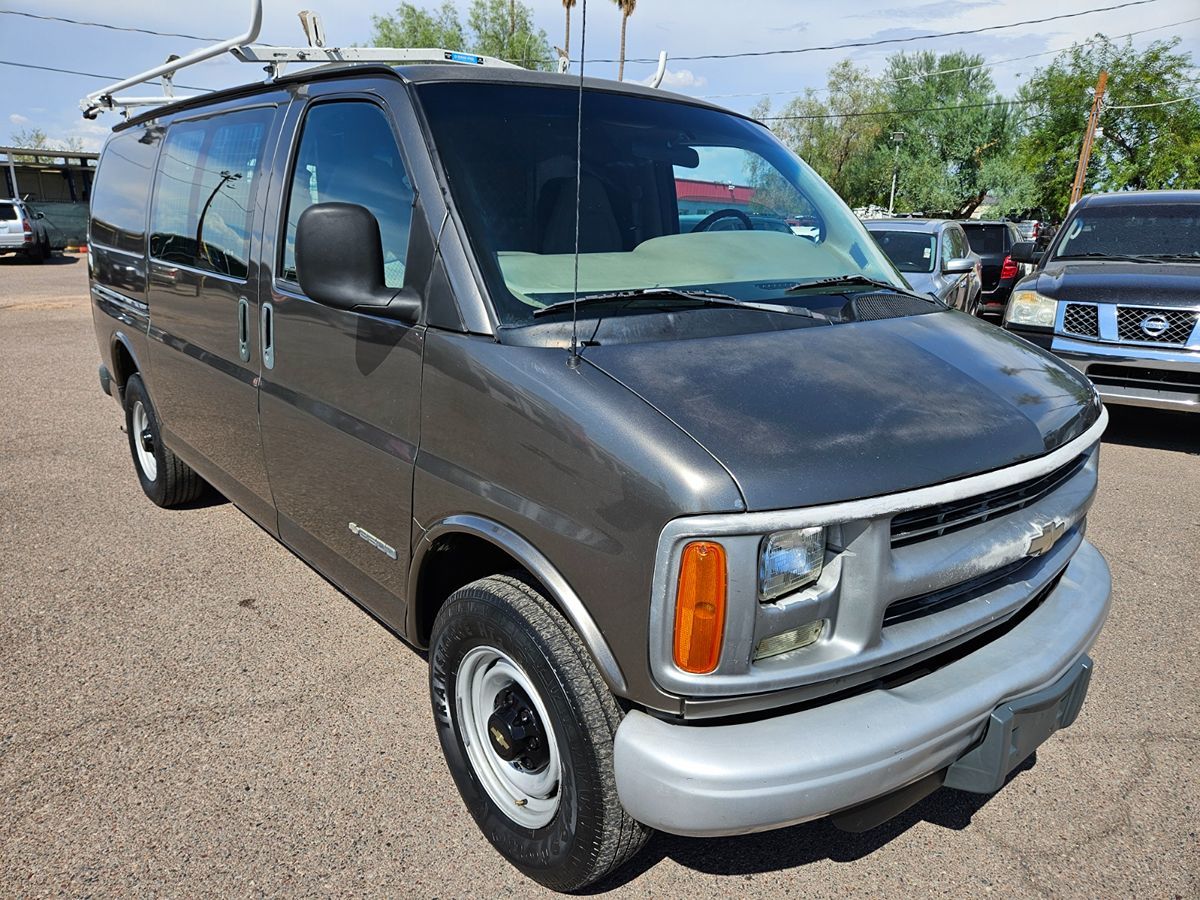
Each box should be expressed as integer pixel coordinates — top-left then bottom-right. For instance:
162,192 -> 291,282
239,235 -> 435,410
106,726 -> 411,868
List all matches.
759,527 -> 825,601
1005,290 -> 1058,328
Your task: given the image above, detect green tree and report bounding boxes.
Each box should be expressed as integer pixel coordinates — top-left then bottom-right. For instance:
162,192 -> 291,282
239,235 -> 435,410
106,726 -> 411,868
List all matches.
613,0 -> 636,81
468,0 -> 552,69
370,0 -> 552,71
371,2 -> 465,50
755,60 -> 889,208
878,51 -> 1028,216
10,128 -> 85,163
1015,36 -> 1200,218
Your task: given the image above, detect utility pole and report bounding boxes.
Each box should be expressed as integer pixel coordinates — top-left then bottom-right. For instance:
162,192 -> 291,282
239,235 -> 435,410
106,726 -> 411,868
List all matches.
1069,70 -> 1108,208
888,130 -> 905,216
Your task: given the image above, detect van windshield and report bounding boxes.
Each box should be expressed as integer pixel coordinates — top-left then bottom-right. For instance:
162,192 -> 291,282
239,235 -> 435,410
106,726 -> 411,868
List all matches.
416,82 -> 905,326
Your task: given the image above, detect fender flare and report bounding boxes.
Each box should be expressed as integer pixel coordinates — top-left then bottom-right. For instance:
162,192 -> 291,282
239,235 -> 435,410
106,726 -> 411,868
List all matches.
109,330 -> 146,398
408,514 -> 628,695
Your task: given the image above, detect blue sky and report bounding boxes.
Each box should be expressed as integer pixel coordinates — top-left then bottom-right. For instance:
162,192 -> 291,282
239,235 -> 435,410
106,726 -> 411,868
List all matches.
2,0 -> 1198,151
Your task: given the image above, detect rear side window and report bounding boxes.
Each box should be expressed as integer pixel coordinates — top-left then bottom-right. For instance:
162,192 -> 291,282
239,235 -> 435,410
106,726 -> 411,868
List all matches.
944,226 -> 969,260
963,224 -> 1005,255
281,101 -> 414,288
150,106 -> 272,280
91,128 -> 160,253
0,203 -> 17,221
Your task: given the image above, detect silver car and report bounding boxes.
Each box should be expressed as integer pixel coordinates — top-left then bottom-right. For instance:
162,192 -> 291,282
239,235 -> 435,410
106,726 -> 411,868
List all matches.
865,218 -> 983,314
0,199 -> 52,264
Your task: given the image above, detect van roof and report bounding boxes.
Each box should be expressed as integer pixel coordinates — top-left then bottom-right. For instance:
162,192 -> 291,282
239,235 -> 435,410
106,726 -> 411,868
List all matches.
117,62 -> 738,131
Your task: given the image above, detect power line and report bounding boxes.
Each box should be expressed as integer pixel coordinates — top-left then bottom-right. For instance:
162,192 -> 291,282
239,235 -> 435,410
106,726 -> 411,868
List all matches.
701,15 -> 1200,100
0,10 -> 221,42
761,97 -> 1045,122
1105,91 -> 1200,109
0,59 -> 206,92
609,0 -> 1168,64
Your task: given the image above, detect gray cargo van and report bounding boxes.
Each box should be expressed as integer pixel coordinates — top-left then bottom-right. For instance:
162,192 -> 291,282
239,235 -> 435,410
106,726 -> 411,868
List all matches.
89,63 -> 1111,891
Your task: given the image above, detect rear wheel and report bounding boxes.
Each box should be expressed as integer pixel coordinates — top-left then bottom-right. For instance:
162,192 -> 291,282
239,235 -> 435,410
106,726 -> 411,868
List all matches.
123,374 -> 207,507
429,574 -> 649,891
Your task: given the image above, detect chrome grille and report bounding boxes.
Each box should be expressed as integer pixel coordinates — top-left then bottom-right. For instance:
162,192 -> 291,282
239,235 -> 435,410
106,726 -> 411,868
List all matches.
1116,306 -> 1198,345
1062,303 -> 1099,338
890,454 -> 1087,547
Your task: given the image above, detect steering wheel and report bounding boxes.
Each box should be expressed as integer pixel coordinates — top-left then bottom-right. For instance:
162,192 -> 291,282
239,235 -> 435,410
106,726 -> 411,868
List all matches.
690,208 -> 754,233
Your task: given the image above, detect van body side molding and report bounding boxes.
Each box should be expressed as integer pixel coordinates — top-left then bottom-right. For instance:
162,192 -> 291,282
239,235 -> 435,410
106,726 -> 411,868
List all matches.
409,514 -> 628,695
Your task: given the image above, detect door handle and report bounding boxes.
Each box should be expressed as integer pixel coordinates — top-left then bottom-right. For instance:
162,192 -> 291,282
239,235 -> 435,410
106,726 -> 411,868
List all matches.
237,297 -> 250,363
261,301 -> 275,369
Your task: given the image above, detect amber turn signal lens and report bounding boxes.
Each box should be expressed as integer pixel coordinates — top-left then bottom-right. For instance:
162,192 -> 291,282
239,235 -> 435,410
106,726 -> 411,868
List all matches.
673,541 -> 727,674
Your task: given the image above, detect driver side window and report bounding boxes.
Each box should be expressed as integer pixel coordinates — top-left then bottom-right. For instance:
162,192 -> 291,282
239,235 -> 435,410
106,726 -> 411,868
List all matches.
281,101 -> 414,288
674,146 -> 816,236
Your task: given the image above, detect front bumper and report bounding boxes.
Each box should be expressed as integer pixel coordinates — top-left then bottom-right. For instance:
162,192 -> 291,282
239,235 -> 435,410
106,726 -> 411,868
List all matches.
613,539 -> 1110,837
1051,336 -> 1200,412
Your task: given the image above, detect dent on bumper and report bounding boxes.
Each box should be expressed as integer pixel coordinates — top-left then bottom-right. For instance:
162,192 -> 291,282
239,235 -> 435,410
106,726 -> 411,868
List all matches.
613,540 -> 1111,837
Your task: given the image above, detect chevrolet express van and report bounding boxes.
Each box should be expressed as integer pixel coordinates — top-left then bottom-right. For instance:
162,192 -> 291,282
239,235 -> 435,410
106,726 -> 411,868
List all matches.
89,63 -> 1111,890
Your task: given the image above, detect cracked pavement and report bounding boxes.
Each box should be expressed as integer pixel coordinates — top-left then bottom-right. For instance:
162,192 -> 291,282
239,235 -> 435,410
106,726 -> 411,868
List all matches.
1,256 -> 1197,897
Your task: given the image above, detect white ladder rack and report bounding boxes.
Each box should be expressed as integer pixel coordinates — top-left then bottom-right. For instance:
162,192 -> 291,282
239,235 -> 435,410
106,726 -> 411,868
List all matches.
81,0 -> 521,119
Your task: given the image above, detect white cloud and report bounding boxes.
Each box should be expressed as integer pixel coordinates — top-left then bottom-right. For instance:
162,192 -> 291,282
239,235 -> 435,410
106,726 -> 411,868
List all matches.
642,67 -> 708,90
9,113 -> 30,126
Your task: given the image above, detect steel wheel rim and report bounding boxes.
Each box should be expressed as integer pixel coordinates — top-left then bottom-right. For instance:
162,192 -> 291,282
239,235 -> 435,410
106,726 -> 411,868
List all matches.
131,401 -> 157,482
455,645 -> 562,829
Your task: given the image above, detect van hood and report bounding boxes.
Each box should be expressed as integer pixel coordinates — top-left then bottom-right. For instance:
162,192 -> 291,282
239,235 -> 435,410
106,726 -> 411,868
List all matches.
584,311 -> 1101,511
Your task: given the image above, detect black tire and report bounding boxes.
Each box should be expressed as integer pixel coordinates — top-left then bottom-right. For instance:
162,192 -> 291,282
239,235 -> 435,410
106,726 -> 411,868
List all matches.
123,374 -> 207,508
25,241 -> 46,264
430,575 -> 650,892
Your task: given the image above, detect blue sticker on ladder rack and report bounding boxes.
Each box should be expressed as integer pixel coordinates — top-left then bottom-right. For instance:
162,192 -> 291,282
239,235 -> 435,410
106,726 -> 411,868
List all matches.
444,51 -> 484,65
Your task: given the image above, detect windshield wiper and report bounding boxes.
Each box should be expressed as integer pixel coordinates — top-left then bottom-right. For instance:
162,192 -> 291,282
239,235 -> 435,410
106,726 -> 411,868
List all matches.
532,287 -> 826,320
1055,252 -> 1160,263
1135,252 -> 1200,262
784,274 -> 932,302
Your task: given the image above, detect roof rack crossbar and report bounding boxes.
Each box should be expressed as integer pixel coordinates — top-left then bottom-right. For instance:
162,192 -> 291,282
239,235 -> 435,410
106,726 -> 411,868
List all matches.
82,0 -> 263,118
230,45 -> 521,69
80,0 -> 520,119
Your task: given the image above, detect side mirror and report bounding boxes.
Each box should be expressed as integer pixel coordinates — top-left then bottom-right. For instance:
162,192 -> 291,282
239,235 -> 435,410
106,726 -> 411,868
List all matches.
942,256 -> 974,274
1010,241 -> 1039,264
34,211 -> 45,220
295,202 -> 420,323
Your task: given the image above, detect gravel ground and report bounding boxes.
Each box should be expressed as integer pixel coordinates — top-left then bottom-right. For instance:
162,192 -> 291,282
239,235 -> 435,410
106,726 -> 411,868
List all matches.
1,255 -> 1197,898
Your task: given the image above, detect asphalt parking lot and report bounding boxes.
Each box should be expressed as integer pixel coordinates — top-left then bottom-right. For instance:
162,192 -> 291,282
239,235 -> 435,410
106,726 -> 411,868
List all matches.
1,255 -> 1197,898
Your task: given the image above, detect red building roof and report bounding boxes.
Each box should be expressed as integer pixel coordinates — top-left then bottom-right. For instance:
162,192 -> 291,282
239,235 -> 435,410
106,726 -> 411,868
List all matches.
675,178 -> 756,204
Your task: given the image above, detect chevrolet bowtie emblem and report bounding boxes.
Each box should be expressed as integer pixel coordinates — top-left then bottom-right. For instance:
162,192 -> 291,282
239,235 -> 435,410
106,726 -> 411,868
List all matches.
1027,519 -> 1067,557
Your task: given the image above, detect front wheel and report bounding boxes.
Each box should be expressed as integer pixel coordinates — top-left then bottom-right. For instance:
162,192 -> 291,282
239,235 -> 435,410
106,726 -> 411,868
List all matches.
429,575 -> 649,891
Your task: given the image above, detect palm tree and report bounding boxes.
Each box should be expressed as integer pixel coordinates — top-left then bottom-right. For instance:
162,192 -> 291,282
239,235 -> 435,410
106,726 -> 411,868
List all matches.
562,0 -> 576,57
614,0 -> 636,81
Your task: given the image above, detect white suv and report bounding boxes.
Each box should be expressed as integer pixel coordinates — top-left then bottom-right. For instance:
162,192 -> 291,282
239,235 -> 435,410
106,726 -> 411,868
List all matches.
0,199 -> 52,263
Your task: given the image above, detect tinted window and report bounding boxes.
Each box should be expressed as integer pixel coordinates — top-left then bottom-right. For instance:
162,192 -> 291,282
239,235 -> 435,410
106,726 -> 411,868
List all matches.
962,224 -> 1005,255
0,203 -> 17,221
416,82 -> 905,326
1054,202 -> 1200,260
870,230 -> 936,273
91,128 -> 160,253
946,226 -> 969,259
282,102 -> 413,288
150,107 -> 272,279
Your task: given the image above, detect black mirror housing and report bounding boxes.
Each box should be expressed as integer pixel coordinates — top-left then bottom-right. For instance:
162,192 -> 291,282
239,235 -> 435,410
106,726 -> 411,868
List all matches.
295,202 -> 420,323
1010,241 -> 1039,264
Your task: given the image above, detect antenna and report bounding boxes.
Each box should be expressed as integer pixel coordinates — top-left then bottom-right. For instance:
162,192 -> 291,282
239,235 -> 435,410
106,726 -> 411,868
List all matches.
568,0 -> 588,369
